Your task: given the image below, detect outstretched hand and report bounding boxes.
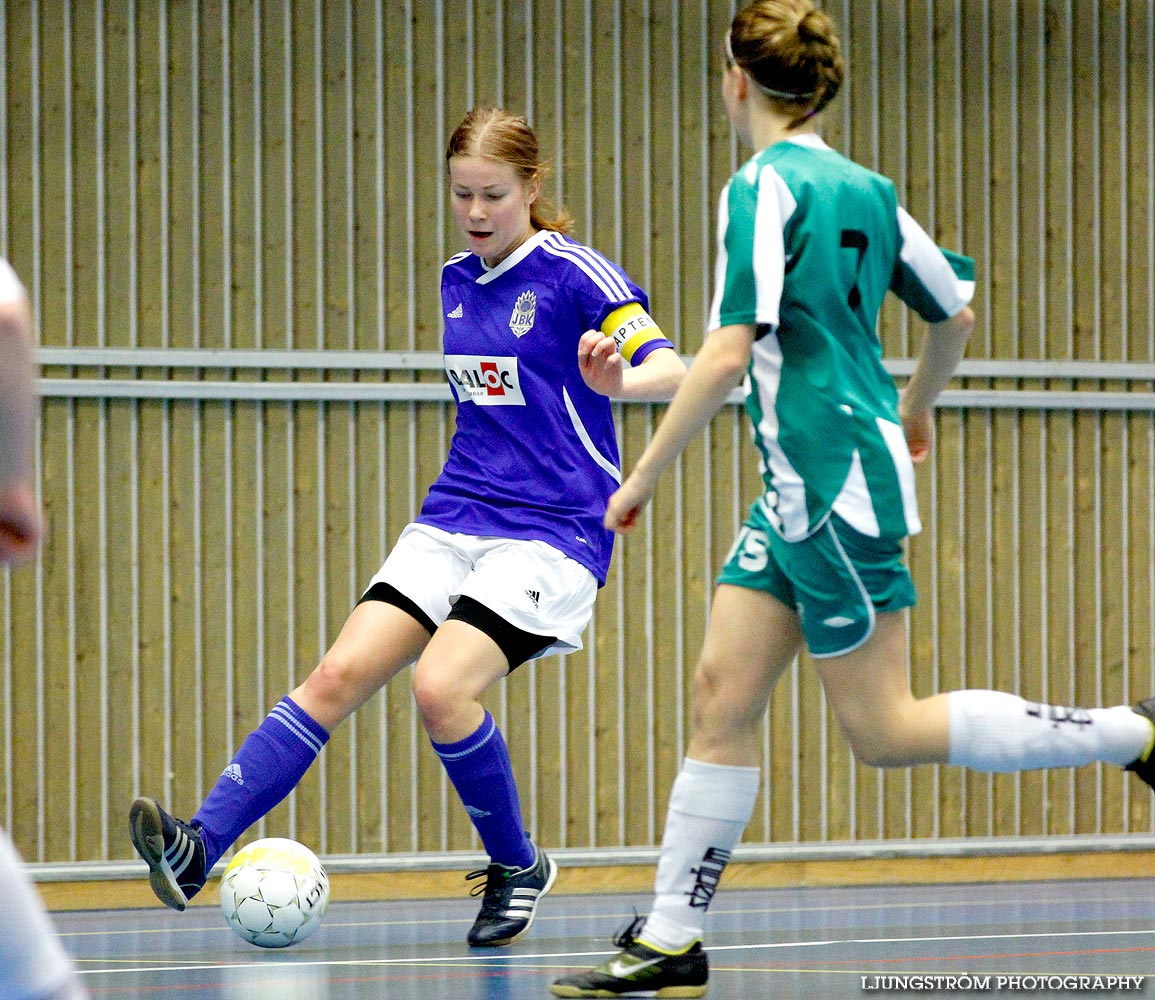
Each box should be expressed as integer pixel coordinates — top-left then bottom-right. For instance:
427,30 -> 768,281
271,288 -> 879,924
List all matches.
578,330 -> 624,397
604,471 -> 656,535
0,482 -> 41,566
902,406 -> 934,463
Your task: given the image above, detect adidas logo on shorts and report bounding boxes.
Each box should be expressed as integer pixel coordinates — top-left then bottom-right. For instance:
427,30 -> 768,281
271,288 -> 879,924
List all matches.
524,589 -> 540,608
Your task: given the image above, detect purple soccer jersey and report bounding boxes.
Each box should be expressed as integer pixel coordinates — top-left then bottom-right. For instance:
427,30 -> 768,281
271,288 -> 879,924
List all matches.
418,230 -> 673,584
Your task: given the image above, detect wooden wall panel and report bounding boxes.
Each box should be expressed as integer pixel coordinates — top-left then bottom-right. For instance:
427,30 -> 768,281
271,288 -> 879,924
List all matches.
0,1 -> 1152,868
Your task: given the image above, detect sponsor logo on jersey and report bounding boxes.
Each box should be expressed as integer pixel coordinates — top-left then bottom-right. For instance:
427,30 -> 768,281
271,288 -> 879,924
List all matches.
509,290 -> 537,337
447,302 -> 463,319
444,355 -> 526,406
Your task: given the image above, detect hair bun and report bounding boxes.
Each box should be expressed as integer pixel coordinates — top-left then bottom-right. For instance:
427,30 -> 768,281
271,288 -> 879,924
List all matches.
797,10 -> 826,43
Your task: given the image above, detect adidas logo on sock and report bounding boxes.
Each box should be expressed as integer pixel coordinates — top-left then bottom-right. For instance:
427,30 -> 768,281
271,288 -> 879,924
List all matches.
465,804 -> 492,819
223,763 -> 245,786
524,589 -> 540,608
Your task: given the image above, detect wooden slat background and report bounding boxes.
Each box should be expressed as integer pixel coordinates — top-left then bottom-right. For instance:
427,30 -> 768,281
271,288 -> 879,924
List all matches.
1,0 -> 1154,866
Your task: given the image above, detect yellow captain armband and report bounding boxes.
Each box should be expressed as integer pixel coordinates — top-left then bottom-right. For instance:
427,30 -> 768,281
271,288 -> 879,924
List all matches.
601,302 -> 666,363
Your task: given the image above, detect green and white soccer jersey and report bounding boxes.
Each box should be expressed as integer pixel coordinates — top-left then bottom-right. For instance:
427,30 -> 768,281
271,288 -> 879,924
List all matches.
709,134 -> 975,542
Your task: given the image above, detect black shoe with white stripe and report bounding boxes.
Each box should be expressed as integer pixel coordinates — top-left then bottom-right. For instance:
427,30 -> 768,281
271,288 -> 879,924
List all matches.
1126,697 -> 1155,789
128,796 -> 207,911
465,843 -> 557,947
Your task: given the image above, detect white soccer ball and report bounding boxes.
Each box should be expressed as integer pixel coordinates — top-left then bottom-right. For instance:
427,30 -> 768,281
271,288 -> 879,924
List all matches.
219,838 -> 330,948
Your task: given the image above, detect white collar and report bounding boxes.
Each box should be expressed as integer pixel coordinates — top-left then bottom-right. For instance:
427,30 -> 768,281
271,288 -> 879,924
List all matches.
476,229 -> 550,285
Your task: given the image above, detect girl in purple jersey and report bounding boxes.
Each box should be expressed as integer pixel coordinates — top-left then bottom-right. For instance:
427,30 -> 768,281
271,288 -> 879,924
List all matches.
129,106 -> 684,949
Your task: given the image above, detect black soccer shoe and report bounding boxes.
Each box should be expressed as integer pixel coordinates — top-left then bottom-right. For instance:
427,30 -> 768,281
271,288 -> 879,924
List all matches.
1125,697 -> 1155,789
465,842 -> 557,947
128,796 -> 207,911
550,914 -> 709,998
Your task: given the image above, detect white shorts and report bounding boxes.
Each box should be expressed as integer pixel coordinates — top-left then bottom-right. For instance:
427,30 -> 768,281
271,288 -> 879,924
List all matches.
365,523 -> 598,658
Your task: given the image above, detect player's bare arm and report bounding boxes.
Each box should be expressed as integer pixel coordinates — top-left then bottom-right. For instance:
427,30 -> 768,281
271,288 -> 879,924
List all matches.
0,283 -> 42,566
604,323 -> 753,534
898,305 -> 975,463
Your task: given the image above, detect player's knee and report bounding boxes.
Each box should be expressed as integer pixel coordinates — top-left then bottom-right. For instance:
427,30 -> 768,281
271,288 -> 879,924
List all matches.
847,739 -> 898,768
690,657 -> 724,715
411,668 -> 467,734
690,655 -> 756,735
834,687 -> 937,767
294,653 -> 361,727
307,653 -> 355,699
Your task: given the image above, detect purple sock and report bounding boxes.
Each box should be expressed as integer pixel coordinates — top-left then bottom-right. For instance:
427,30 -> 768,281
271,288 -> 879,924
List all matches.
431,711 -> 534,870
192,696 -> 329,869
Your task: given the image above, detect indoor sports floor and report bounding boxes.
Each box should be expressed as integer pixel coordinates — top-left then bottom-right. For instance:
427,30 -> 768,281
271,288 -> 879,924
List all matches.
57,877 -> 1154,998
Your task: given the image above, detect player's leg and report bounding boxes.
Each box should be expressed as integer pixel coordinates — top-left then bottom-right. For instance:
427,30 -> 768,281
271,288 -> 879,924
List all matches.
414,537 -> 593,947
130,598 -> 430,910
414,617 -> 558,947
805,513 -> 1155,774
0,829 -> 89,1000
817,610 -> 1155,772
647,583 -> 802,937
129,523 -> 460,911
414,615 -> 533,869
552,583 -> 802,998
552,506 -> 804,997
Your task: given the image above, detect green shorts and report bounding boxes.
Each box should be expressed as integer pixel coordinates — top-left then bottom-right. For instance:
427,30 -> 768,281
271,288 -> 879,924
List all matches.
716,500 -> 916,658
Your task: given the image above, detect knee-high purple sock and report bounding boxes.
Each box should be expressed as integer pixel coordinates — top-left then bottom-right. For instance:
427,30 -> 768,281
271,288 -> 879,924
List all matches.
431,711 -> 534,870
192,696 -> 329,868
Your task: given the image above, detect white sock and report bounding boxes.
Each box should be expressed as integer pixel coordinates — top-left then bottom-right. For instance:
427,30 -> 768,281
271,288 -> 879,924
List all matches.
948,691 -> 1154,770
640,757 -> 760,952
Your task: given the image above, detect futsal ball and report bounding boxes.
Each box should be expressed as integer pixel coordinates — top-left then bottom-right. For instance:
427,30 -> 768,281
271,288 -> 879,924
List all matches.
219,838 -> 330,948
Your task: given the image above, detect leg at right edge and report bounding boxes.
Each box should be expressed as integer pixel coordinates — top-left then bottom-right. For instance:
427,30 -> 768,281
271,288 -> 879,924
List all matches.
812,610 -> 1155,775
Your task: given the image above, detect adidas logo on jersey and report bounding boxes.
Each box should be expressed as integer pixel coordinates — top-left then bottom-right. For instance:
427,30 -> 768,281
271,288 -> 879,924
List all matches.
524,589 -> 540,608
447,302 -> 463,319
222,763 -> 245,786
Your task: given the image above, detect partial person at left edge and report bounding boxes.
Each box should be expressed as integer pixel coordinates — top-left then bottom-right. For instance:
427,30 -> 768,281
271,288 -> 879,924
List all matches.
0,257 -> 89,999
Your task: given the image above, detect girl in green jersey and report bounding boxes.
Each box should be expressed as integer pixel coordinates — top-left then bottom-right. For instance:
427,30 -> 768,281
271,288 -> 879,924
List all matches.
553,2 -> 1155,997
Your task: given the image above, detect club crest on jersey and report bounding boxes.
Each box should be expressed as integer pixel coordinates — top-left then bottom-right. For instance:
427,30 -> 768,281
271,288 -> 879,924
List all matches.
509,290 -> 537,337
